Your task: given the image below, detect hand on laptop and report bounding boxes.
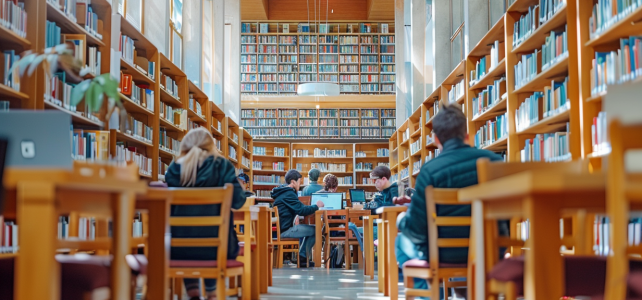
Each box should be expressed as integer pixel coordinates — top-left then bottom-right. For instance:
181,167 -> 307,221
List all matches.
316,200 -> 325,208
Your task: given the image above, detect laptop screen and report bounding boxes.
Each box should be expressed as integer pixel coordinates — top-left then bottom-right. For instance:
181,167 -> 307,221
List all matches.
349,189 -> 366,203
311,193 -> 343,210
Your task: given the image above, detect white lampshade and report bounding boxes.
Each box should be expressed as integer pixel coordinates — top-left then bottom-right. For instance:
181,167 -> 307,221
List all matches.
297,83 -> 340,96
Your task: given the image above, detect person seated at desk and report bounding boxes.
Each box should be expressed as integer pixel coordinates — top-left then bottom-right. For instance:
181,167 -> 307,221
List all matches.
272,170 -> 325,268
237,172 -> 250,191
165,127 -> 247,300
365,165 -> 398,211
316,174 -> 366,256
395,104 -> 503,299
302,168 -> 323,196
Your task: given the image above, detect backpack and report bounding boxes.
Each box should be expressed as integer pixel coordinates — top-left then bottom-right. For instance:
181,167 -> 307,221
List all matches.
328,244 -> 344,268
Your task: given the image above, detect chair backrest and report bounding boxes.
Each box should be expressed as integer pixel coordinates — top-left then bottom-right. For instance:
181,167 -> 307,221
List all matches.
299,196 -> 311,206
476,157 -> 588,183
272,206 -> 283,241
167,184 -> 234,271
323,210 -> 350,235
425,186 -> 469,268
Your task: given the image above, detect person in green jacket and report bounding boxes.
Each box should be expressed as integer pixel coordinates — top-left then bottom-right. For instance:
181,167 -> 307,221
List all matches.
302,168 -> 323,196
395,104 -> 503,299
165,127 -> 247,300
370,165 -> 399,208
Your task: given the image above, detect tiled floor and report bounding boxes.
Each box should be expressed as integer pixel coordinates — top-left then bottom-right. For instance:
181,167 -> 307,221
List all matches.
261,267 -> 406,300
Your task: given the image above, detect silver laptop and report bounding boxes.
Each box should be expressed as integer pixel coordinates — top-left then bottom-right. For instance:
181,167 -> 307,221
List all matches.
0,110 -> 72,169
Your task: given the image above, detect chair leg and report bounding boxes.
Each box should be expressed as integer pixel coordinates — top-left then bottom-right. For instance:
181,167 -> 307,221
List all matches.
200,278 -> 206,299
431,277 -> 440,300
216,277 -> 226,300
174,278 -> 184,300
344,241 -> 351,270
241,273 -> 250,300
277,245 -> 284,268
404,273 -> 414,300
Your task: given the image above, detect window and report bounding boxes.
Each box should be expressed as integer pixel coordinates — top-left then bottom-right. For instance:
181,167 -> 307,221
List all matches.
169,0 -> 183,67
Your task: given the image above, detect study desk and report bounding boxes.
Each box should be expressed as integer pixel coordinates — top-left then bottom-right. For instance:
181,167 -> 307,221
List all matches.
4,163 -> 146,300
458,171 -> 606,300
374,206 -> 407,300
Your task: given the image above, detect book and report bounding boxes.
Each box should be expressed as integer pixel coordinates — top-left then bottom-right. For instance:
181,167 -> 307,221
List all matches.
381,23 -> 389,33
283,23 -> 289,33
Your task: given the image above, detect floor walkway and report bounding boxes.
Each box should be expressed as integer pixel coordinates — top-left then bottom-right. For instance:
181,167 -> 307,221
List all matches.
261,268 -> 406,300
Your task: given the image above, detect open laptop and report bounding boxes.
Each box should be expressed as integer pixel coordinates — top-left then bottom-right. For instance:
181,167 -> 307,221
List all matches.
311,193 -> 343,210
349,189 -> 367,203
0,111 -> 72,169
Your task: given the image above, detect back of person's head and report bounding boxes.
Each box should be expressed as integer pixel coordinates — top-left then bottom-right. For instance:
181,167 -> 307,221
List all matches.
323,174 -> 338,191
433,103 -> 467,144
370,165 -> 391,180
285,169 -> 302,186
238,172 -> 249,183
308,168 -> 321,182
178,127 -> 217,186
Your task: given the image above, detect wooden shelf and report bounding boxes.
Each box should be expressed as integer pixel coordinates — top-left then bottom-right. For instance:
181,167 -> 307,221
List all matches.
44,101 -> 104,127
507,0 -> 540,13
0,83 -> 29,100
160,53 -> 186,77
516,109 -> 570,135
253,169 -> 287,174
253,154 -> 289,159
46,2 -> 105,47
160,118 -> 183,133
115,131 -> 154,148
469,15 -> 505,57
159,147 -> 177,160
425,141 -> 437,149
188,80 -> 208,99
443,60 -> 466,86
586,91 -> 606,103
119,93 -> 154,116
0,25 -> 30,50
120,15 -> 157,53
211,126 -> 224,138
120,58 -> 155,86
512,5 -> 568,54
160,88 -> 183,107
228,137 -> 239,148
187,109 -> 207,124
586,5 -> 642,48
513,55 -> 569,94
472,96 -> 508,123
481,136 -> 508,152
0,253 -> 17,258
469,58 -> 506,90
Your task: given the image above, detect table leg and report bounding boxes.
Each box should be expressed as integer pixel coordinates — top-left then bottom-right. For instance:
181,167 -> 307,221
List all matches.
364,218 -> 372,278
386,217 -> 399,300
111,192 -> 136,299
257,210 -> 269,294
146,200 -> 169,300
314,212 -> 322,267
251,245 -> 260,299
471,200 -> 485,300
377,220 -> 387,294
16,181 -> 60,300
524,196 -> 563,300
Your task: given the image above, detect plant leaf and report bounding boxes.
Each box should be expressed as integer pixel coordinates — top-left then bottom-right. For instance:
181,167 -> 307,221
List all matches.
70,79 -> 91,106
27,54 -> 47,77
10,53 -> 34,78
87,81 -> 104,112
46,54 -> 58,76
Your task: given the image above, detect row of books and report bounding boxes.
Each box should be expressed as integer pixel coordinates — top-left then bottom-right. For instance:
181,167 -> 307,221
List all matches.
472,78 -> 507,118
118,113 -> 153,143
591,37 -> 642,96
252,161 -> 262,170
469,41 -> 505,85
312,148 -> 348,158
513,5 -> 539,49
278,65 -> 298,72
514,49 -> 541,90
241,36 -> 256,43
592,111 -> 609,155
241,155 -> 251,168
399,167 -> 410,180
162,73 -> 179,98
85,46 -> 101,75
45,72 -> 74,111
382,65 -> 395,72
1,0 -> 26,38
474,113 -> 508,149
310,163 -> 347,172
242,109 -> 277,118
71,129 -> 109,161
390,173 -> 399,183
336,176 -> 353,185
412,160 -> 422,175
128,84 -> 155,112
410,139 -> 422,155
228,146 -> 237,161
188,95 -> 204,117
319,65 -> 338,72
515,92 -> 543,132
253,175 -> 285,185
340,56 -> 360,64
159,102 -> 181,125
3,50 -> 19,91
520,130 -> 571,162
241,55 -> 257,64
241,118 -> 278,127
279,56 -> 297,64
589,0 -> 642,39
320,119 -> 339,126
542,77 -> 570,118
541,27 -> 568,71
278,119 -> 297,126
46,20 -> 62,48
355,162 -> 373,171
258,45 -> 278,54
381,55 -> 395,63
83,5 -> 102,40
254,190 -> 272,198
115,144 -> 153,176
341,128 -> 360,137
448,81 -> 465,103
246,128 -> 297,138
361,128 -> 381,137
160,128 -> 180,155
1,220 -> 18,253
362,119 -> 379,127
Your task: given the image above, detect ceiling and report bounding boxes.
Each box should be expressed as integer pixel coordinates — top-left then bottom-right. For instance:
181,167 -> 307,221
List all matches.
241,0 -> 394,21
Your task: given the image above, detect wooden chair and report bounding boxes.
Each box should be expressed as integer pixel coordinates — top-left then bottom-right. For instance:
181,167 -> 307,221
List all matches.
322,209 -> 357,269
234,197 -> 255,299
167,184 -> 249,300
271,206 -> 300,268
605,120 -> 642,300
402,187 -> 469,300
474,158 -> 592,300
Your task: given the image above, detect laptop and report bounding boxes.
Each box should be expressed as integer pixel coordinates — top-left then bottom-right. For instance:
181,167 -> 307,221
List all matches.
349,189 -> 367,203
311,193 -> 343,210
0,111 -> 72,169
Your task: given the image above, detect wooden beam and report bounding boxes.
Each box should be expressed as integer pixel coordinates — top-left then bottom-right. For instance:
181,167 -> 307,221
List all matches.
242,0 -> 269,20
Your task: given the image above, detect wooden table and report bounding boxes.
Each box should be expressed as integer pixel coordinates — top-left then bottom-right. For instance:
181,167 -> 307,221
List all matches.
250,205 -> 271,295
136,188 -> 171,300
363,215 -> 379,279
375,206 -> 407,300
459,171 -> 606,300
4,163 -> 146,300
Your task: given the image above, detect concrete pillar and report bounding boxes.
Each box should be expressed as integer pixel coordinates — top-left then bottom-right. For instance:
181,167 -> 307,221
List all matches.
433,0 -> 450,86
424,0 -> 434,97
411,0 -> 426,111
212,0 -> 225,106
394,0 -> 409,127
466,0 -> 489,55
224,0 -> 240,123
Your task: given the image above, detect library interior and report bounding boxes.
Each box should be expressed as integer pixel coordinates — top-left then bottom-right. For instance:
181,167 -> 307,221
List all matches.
1,0 -> 642,299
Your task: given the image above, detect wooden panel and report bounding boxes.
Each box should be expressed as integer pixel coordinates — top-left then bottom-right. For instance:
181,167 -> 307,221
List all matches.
367,0 -> 394,20
267,0 -> 368,20
242,0 -> 269,20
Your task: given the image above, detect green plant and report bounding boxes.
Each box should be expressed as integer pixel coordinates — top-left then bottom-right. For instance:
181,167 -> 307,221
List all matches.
11,43 -> 124,121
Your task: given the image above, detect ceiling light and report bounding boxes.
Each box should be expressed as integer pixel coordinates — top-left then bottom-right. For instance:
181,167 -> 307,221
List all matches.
297,82 -> 340,96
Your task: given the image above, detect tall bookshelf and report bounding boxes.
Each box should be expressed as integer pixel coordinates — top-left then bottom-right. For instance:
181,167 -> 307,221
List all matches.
241,107 -> 395,140
291,143 -> 355,197
354,142 -> 389,200
240,21 -> 396,95
252,141 -> 290,201
389,131 -> 399,184
209,100 -> 226,154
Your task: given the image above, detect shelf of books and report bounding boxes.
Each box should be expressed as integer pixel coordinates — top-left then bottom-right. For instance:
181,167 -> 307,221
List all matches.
388,130 -> 399,185
226,116 -> 241,168
576,0 -> 642,169
241,107 -> 396,140
240,20 -> 395,95
252,141 -> 290,202
504,0 -> 580,163
422,86 -> 444,168
239,127 -> 253,190
209,100 -> 226,154
407,108 -> 422,188
354,143 -> 389,200
292,143 -> 354,198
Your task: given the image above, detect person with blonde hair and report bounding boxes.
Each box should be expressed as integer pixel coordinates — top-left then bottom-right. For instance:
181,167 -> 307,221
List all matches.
164,127 -> 247,300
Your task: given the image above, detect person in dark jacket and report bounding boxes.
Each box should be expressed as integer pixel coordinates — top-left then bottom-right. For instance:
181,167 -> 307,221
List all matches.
302,168 -> 323,196
272,170 -> 324,267
165,127 -> 247,300
369,165 -> 399,208
395,103 -> 503,297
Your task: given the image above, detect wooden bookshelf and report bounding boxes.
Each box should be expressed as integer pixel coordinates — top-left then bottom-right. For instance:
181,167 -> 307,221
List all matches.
241,20 -> 395,95
291,143 -> 355,191
226,117 -> 241,167
209,101 -> 226,154
239,128 -> 254,187
252,141 -> 290,201
389,130 -> 399,183
355,142 -> 389,199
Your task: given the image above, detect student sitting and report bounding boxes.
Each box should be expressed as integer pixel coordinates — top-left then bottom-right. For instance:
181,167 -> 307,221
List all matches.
395,104 -> 503,298
365,166 -> 398,211
237,172 -> 250,191
315,174 -> 365,254
165,127 -> 247,300
272,170 -> 325,268
302,168 -> 323,196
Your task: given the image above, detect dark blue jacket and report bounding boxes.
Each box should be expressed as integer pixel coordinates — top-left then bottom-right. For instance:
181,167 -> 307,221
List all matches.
272,185 -> 318,232
398,138 -> 503,263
